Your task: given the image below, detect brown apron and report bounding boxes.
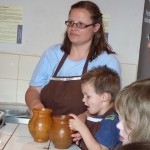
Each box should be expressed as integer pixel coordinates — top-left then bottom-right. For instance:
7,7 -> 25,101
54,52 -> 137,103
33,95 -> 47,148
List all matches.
80,107 -> 116,150
40,53 -> 88,115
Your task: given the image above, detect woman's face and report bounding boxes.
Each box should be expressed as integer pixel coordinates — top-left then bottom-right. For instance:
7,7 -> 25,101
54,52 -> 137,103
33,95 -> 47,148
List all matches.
116,119 -> 132,144
67,8 -> 100,46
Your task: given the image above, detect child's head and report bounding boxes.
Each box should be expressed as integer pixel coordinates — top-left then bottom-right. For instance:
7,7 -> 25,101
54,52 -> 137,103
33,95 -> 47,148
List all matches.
115,78 -> 150,144
81,66 -> 120,115
116,142 -> 150,150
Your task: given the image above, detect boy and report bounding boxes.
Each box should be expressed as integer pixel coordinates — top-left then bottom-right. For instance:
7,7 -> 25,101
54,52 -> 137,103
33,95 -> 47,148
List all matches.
69,66 -> 121,150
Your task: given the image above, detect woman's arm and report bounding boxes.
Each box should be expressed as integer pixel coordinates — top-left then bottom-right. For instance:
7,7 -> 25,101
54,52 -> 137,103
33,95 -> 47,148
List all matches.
25,86 -> 44,114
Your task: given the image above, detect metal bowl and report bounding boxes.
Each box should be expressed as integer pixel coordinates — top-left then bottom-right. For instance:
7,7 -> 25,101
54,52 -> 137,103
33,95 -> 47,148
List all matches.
0,102 -> 30,124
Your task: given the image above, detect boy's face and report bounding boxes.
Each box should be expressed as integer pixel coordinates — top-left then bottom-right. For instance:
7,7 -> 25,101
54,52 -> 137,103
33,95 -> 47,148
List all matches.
81,82 -> 106,115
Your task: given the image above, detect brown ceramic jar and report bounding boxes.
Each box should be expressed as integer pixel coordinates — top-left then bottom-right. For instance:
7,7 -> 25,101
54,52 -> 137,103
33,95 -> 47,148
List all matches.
28,108 -> 52,142
50,115 -> 73,149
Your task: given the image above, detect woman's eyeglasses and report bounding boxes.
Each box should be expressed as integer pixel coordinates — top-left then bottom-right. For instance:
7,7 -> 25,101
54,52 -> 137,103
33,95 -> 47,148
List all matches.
65,21 -> 96,29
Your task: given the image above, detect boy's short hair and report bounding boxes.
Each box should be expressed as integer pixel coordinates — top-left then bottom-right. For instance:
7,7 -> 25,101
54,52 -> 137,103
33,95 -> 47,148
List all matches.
81,65 -> 120,102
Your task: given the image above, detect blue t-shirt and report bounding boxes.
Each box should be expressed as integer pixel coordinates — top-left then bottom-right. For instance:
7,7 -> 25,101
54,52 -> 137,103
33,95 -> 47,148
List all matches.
30,44 -> 121,87
95,113 -> 122,149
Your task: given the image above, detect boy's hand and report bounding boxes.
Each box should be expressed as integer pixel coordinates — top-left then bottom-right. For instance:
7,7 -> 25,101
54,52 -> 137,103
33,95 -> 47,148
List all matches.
71,131 -> 81,145
69,114 -> 86,133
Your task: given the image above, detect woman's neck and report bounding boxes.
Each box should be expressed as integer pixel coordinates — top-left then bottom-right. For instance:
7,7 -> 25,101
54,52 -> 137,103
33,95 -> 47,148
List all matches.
69,44 -> 90,61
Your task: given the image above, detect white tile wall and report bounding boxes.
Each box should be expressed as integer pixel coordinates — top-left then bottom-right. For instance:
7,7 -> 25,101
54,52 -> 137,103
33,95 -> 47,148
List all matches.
0,53 -> 138,104
121,63 -> 137,88
18,56 -> 40,80
0,53 -> 40,104
0,54 -> 19,79
0,79 -> 17,103
17,80 -> 30,104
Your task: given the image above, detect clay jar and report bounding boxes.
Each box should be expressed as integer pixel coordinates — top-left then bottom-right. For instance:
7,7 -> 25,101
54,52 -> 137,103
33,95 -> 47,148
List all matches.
50,115 -> 73,149
28,108 -> 52,142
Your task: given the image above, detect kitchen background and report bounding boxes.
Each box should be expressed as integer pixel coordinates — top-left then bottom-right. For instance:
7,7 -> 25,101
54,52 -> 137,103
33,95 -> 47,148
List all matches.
0,0 -> 145,104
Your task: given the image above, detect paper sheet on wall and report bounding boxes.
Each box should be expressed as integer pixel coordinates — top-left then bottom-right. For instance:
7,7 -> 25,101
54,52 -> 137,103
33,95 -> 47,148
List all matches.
0,5 -> 23,44
103,14 -> 110,40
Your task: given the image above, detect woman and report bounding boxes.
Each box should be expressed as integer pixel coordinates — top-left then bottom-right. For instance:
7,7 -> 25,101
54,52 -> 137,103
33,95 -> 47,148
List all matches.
25,1 -> 121,115
115,78 -> 150,144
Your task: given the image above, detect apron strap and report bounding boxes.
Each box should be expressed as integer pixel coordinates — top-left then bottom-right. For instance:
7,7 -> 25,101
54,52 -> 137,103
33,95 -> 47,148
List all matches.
82,58 -> 89,75
53,53 -> 89,77
53,53 -> 68,77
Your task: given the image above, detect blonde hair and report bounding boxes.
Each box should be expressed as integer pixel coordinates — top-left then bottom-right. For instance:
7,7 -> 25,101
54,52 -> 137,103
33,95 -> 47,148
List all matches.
116,142 -> 150,150
115,78 -> 150,142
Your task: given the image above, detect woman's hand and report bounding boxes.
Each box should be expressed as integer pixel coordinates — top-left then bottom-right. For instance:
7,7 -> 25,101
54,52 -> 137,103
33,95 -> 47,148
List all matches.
30,103 -> 45,116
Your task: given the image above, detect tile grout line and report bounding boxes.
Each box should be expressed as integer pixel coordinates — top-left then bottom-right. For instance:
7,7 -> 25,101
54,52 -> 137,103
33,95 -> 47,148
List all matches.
2,124 -> 19,150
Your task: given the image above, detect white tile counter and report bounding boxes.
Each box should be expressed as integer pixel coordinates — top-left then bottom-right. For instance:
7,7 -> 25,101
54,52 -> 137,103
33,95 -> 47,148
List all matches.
0,123 -> 80,150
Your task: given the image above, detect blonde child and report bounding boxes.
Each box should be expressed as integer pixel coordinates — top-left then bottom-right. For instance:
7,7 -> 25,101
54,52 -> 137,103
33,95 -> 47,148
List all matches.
115,78 -> 150,144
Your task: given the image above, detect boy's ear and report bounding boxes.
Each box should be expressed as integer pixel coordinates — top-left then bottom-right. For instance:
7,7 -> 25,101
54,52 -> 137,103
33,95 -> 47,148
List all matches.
102,92 -> 111,102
